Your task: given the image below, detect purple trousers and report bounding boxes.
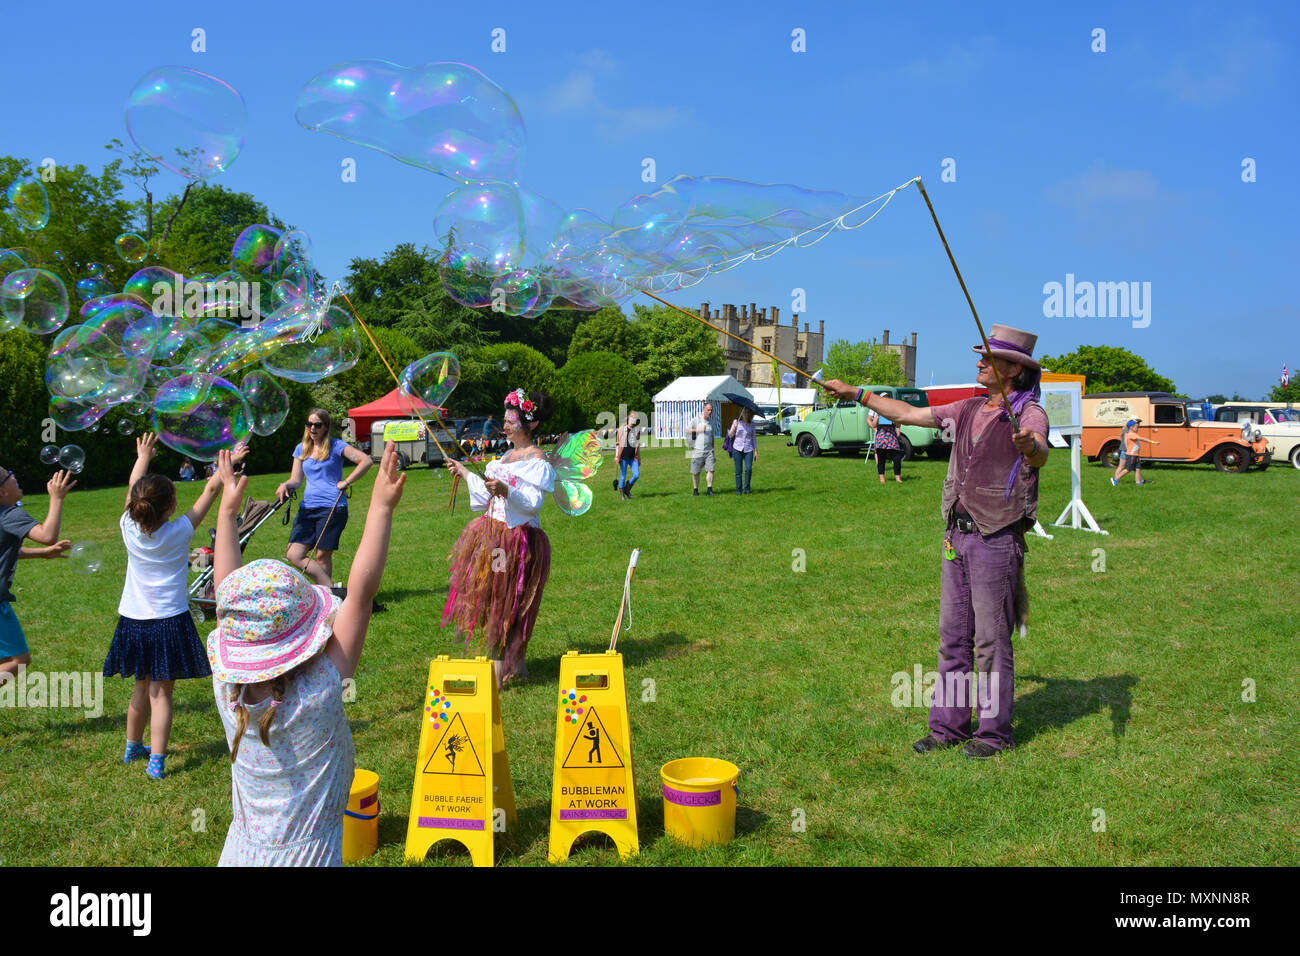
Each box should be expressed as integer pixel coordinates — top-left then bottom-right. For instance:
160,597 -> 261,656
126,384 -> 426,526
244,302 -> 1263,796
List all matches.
929,525 -> 1022,750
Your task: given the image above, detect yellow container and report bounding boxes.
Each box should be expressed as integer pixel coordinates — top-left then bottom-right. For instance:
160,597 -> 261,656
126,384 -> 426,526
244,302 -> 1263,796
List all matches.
660,757 -> 739,847
343,769 -> 380,863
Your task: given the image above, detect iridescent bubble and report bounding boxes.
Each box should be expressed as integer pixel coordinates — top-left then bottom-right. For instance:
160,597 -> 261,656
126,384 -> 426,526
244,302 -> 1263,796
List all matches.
76,277 -> 117,303
125,66 -> 248,181
39,445 -> 59,465
5,178 -> 50,231
272,229 -> 312,272
46,302 -> 153,404
86,262 -> 109,279
437,254 -> 494,309
53,250 -> 65,262
240,370 -> 290,436
68,541 -> 101,574
0,248 -> 27,275
49,397 -> 106,432
58,444 -> 85,473
295,60 -> 525,184
122,265 -> 181,307
87,421 -> 102,434
115,232 -> 149,264
400,352 -> 460,408
489,270 -> 543,317
496,360 -> 509,373
81,292 -> 150,320
230,224 -> 283,275
1,268 -> 70,334
122,392 -> 151,416
116,419 -> 136,436
151,373 -> 252,461
258,301 -> 361,383
433,183 -> 523,275
610,188 -> 688,257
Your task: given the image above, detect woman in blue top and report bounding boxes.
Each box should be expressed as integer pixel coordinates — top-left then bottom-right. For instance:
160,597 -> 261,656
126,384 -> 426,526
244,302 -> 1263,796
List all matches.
276,408 -> 372,586
727,408 -> 759,495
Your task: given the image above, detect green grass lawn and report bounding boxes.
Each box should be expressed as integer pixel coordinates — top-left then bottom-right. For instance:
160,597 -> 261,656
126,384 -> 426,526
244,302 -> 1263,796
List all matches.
1,437 -> 1295,866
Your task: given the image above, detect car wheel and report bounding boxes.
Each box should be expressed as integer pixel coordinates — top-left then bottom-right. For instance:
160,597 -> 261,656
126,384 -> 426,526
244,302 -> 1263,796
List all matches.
1213,444 -> 1248,473
899,435 -> 914,462
1099,441 -> 1121,468
396,451 -> 410,471
1292,447 -> 1300,470
797,434 -> 821,458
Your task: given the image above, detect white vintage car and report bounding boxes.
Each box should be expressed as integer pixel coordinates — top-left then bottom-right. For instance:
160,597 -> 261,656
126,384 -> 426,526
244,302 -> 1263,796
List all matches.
1212,405 -> 1300,469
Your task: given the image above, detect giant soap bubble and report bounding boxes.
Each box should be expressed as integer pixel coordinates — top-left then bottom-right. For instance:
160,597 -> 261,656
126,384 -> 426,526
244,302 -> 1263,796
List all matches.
5,178 -> 49,231
240,370 -> 289,436
295,60 -> 525,185
400,352 -> 460,408
125,67 -> 247,180
1,268 -> 70,334
151,373 -> 252,461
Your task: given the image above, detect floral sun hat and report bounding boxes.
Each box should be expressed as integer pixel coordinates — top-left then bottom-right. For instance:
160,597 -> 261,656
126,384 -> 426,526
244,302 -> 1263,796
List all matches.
207,559 -> 340,684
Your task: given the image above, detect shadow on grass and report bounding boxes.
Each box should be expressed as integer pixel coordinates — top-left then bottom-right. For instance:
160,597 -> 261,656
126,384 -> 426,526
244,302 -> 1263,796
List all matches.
381,586 -> 448,605
1016,673 -> 1138,743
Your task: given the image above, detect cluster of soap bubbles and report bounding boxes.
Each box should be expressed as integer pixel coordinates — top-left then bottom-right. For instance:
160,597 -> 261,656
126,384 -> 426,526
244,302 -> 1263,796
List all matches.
8,214 -> 355,461
40,443 -> 86,473
296,59 -> 895,317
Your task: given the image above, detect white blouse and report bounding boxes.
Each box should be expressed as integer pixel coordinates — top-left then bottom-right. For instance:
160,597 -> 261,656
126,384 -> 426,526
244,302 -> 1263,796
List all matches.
460,456 -> 556,529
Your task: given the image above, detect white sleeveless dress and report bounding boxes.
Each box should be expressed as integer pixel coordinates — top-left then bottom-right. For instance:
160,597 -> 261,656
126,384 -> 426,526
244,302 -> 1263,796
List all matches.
214,653 -> 355,866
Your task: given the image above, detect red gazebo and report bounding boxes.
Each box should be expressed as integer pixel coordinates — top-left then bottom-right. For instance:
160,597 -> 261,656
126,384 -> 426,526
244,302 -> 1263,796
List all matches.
347,387 -> 447,442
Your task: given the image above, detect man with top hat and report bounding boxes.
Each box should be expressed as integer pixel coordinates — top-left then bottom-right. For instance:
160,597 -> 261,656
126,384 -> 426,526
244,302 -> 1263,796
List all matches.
823,324 -> 1049,758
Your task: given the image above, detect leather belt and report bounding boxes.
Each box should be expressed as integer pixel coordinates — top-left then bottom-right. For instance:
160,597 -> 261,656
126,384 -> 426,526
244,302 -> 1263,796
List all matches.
951,509 -> 977,534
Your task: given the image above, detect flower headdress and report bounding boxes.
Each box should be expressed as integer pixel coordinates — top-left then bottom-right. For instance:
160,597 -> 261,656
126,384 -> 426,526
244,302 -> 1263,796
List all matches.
504,387 -> 538,421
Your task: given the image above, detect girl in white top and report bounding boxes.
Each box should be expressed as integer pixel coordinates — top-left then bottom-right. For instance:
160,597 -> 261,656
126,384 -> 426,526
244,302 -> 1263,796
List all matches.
103,433 -> 243,779
443,389 -> 557,687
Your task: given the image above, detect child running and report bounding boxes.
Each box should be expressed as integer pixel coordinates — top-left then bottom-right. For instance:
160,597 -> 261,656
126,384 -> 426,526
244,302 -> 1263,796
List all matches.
0,464 -> 75,681
208,442 -> 404,866
1111,419 -> 1160,485
105,434 -> 243,780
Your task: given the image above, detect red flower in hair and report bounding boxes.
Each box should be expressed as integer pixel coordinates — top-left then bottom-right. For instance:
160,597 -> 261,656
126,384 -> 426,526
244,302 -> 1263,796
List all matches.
521,400 -> 535,413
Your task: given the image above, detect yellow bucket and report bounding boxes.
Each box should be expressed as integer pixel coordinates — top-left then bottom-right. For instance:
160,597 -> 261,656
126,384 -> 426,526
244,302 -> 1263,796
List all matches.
342,769 -> 380,863
660,757 -> 739,847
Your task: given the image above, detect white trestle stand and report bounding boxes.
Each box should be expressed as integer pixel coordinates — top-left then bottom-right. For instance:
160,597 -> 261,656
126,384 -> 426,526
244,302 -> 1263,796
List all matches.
1052,433 -> 1107,535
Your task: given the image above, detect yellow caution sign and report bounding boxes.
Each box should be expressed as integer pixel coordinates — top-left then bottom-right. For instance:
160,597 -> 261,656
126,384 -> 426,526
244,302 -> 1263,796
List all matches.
405,656 -> 516,867
548,650 -> 638,862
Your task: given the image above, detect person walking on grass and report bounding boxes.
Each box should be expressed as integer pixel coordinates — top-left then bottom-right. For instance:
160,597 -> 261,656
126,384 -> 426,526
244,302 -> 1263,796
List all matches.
106,433 -> 248,780
686,402 -> 717,496
824,324 -> 1048,759
727,408 -> 758,494
1112,419 -> 1159,485
869,406 -> 904,484
614,410 -> 642,500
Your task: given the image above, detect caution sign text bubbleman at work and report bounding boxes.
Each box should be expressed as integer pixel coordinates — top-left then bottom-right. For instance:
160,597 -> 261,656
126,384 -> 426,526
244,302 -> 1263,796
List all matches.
548,650 -> 638,862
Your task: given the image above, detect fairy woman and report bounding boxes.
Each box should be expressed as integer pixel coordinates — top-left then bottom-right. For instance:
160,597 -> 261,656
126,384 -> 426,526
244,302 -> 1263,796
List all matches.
443,388 -> 557,688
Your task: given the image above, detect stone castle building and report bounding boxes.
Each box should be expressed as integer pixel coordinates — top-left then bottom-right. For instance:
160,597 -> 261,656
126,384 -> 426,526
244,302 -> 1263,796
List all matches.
699,302 -> 825,389
878,329 -> 918,387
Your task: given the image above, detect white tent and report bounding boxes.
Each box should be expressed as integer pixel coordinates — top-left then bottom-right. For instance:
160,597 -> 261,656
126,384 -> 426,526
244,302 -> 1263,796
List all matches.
653,375 -> 751,441
747,387 -> 819,412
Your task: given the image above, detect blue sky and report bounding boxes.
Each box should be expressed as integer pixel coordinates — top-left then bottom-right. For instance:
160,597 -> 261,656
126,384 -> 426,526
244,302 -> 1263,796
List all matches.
5,0 -> 1297,397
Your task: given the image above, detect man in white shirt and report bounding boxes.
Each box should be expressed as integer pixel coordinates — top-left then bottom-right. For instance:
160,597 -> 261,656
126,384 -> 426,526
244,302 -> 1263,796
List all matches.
685,402 -> 716,496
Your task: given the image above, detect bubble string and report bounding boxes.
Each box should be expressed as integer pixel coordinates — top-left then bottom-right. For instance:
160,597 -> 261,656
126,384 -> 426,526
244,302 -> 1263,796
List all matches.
632,178 -> 921,387
912,177 -> 1017,431
333,287 -> 486,479
626,177 -> 916,294
609,548 -> 639,652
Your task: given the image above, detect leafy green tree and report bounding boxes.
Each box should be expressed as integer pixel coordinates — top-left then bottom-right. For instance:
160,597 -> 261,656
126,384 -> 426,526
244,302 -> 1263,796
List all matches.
555,352 -> 651,431
458,343 -> 559,419
627,303 -> 724,396
567,307 -> 636,362
155,183 -> 284,275
1267,378 -> 1299,403
821,338 -> 905,386
1039,345 -> 1176,394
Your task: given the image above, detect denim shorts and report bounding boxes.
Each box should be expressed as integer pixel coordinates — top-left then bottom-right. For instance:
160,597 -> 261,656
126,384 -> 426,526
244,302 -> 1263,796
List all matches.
289,505 -> 349,551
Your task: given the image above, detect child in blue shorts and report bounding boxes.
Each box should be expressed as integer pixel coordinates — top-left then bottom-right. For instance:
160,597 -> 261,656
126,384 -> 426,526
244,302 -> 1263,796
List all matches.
0,465 -> 76,681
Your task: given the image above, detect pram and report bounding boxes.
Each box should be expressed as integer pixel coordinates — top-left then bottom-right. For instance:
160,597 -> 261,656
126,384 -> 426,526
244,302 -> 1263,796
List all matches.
188,494 -> 289,620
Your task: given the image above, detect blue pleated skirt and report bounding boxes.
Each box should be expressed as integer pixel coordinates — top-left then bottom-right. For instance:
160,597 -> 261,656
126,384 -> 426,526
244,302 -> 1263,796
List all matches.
103,610 -> 212,681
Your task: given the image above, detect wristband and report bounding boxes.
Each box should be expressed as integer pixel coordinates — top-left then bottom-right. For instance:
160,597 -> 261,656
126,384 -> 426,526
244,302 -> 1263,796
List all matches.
856,388 -> 866,406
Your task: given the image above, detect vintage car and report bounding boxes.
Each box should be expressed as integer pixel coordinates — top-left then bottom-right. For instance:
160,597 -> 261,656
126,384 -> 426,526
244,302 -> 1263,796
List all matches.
789,385 -> 943,460
1212,404 -> 1300,468
1082,392 -> 1270,473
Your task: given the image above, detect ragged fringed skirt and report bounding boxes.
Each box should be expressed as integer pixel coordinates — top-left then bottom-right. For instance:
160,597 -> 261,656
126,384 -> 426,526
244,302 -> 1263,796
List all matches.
442,515 -> 551,675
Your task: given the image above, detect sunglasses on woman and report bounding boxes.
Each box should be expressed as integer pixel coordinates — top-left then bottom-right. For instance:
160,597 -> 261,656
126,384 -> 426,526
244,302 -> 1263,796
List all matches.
307,421 -> 325,429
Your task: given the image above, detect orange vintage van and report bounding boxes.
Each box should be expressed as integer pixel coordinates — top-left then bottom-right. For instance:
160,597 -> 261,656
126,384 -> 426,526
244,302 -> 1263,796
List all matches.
1082,392 -> 1270,473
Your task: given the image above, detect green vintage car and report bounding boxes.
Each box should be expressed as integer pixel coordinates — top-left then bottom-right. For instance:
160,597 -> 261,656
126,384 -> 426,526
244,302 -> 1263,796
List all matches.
789,385 -> 946,460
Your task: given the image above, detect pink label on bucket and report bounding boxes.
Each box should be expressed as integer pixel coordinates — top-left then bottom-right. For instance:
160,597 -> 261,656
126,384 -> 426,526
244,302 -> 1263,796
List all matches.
663,784 -> 722,807
560,808 -> 628,820
418,816 -> 484,830
359,792 -> 378,809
